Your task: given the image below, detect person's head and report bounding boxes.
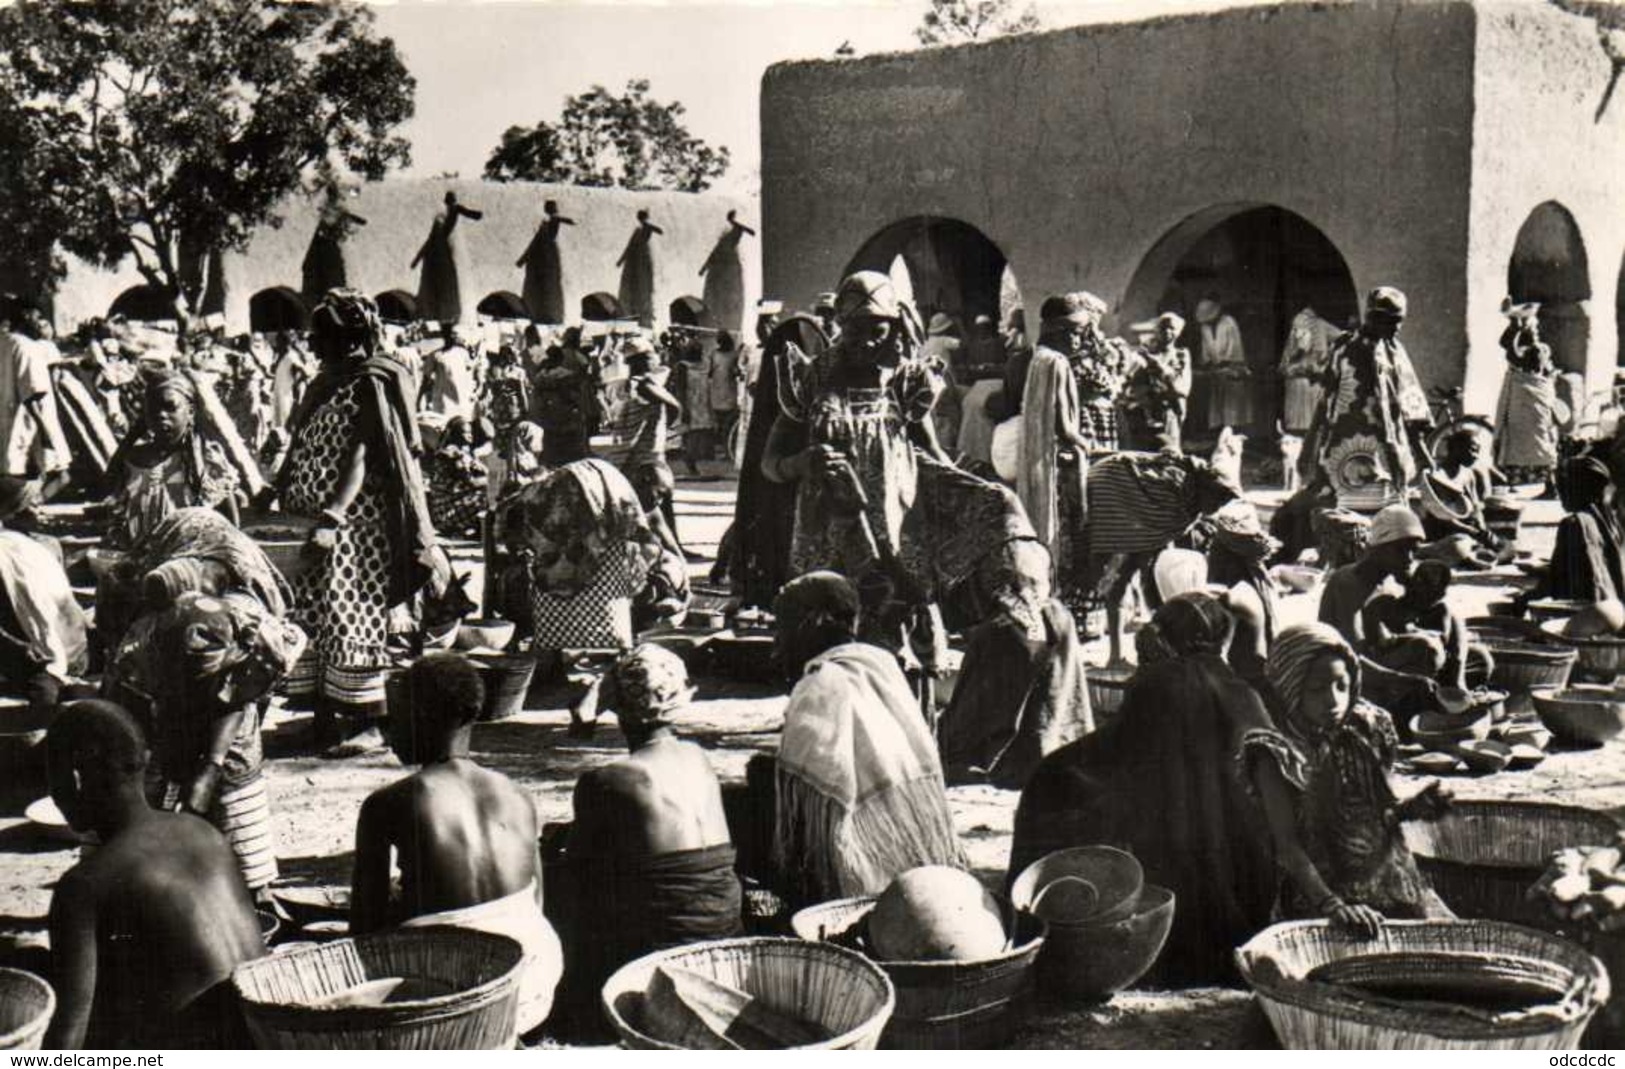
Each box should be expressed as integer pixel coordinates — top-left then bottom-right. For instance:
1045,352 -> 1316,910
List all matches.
1362,286 -> 1407,340
595,644 -> 694,747
1560,454 -> 1615,513
623,334 -> 657,375
833,272 -> 903,367
926,312 -> 958,339
1137,590 -> 1235,663
1194,295 -> 1222,325
389,652 -> 485,765
1268,623 -> 1359,741
1204,500 -> 1278,580
1037,291 -> 1105,353
1156,312 -> 1186,349
48,700 -> 150,835
774,571 -> 862,680
717,330 -> 736,354
1403,560 -> 1452,608
310,288 -> 382,366
1363,504 -> 1425,578
1444,427 -> 1482,469
544,199 -> 559,216
813,292 -> 837,324
143,370 -> 198,447
443,415 -> 474,449
636,208 -> 650,224
444,190 -> 458,207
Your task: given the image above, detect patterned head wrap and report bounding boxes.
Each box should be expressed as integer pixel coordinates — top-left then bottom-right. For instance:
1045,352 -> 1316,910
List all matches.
1039,291 -> 1107,327
1206,500 -> 1279,563
599,644 -> 694,727
310,288 -> 383,361
144,366 -> 199,409
834,271 -> 900,323
1266,622 -> 1360,745
1143,590 -> 1234,658
1366,286 -> 1408,320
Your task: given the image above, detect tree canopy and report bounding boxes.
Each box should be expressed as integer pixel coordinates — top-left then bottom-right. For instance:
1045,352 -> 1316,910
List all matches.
484,79 -> 730,193
0,0 -> 416,319
915,0 -> 1042,45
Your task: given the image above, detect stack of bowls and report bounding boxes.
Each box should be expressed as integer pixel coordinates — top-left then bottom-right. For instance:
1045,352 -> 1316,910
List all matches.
1008,846 -> 1175,1003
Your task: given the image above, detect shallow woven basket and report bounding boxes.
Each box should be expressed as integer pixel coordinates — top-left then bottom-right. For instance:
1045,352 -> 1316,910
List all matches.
232,927 -> 524,1050
1481,641 -> 1578,697
601,936 -> 894,1050
1401,800 -> 1622,929
1237,920 -> 1609,1049
1087,667 -> 1135,721
1546,632 -> 1625,678
0,968 -> 54,1051
789,896 -> 1046,1049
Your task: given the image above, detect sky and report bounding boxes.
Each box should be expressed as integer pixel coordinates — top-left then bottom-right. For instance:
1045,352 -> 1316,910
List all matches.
369,0 -> 1279,195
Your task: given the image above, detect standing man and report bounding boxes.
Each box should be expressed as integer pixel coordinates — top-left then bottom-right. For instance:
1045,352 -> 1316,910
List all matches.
1018,294 -> 1092,604
1196,294 -> 1252,434
0,303 -> 69,480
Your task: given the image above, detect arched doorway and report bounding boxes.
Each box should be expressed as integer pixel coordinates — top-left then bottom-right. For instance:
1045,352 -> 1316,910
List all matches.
374,289 -> 417,325
845,217 -> 1021,335
1508,201 -> 1591,376
1122,204 -> 1359,436
248,286 -> 309,333
476,290 -> 529,321
108,284 -> 179,324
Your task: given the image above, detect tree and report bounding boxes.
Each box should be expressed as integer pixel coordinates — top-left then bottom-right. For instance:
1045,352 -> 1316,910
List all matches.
484,79 -> 730,193
0,0 -> 416,321
914,0 -> 1042,46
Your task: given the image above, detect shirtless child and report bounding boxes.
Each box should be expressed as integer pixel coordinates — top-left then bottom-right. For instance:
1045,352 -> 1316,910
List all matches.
45,700 -> 265,1049
554,644 -> 741,1036
351,652 -> 561,1035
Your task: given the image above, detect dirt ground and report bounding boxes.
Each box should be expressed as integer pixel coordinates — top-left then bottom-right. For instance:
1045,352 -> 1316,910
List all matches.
3,475 -> 1624,1048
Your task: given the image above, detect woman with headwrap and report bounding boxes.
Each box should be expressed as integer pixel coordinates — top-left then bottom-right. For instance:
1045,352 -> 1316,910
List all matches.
1538,454 -> 1625,603
1240,623 -> 1453,935
105,590 -> 306,893
103,366 -> 244,550
761,271 -> 1031,657
1008,591 -> 1278,986
424,415 -> 487,540
1494,300 -> 1562,490
551,644 -> 741,1038
268,288 -> 436,752
937,538 -> 1093,789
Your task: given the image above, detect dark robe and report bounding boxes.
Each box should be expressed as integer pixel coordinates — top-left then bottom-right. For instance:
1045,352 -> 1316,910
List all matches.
1008,654 -> 1278,987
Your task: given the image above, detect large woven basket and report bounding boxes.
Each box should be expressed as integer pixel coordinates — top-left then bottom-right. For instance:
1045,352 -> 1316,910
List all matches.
1237,920 -> 1608,1049
1478,639 -> 1578,706
1401,800 -> 1622,930
0,968 -> 54,1050
601,937 -> 894,1049
1541,622 -> 1625,679
468,651 -> 535,721
790,896 -> 1045,1048
1087,666 -> 1135,722
232,927 -> 524,1049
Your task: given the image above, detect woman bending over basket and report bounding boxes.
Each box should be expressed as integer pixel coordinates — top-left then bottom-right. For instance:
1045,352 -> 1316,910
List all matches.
1242,623 -> 1455,935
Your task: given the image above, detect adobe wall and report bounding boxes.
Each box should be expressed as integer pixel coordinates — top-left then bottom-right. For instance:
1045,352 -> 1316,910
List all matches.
1464,0 -> 1625,419
761,0 -> 1479,391
50,179 -> 759,336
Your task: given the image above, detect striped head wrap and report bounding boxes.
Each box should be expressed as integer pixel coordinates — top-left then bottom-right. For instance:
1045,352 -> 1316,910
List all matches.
144,366 -> 199,409
1265,622 -> 1360,744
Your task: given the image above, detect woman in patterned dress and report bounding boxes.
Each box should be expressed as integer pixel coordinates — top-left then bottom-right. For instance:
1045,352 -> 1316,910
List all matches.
270,289 -> 436,753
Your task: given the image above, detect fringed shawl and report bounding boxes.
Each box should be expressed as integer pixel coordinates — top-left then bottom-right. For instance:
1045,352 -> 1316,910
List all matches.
775,641 -> 963,901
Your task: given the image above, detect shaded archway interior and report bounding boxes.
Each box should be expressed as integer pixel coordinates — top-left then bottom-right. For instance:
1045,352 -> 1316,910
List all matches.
1121,204 -> 1359,433
1508,200 -> 1592,377
108,284 -> 179,324
374,289 -> 417,325
476,291 -> 530,321
248,287 -> 310,333
845,216 -> 1020,333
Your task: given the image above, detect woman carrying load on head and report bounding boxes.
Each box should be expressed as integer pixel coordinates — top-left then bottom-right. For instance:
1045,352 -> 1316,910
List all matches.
267,289 -> 437,754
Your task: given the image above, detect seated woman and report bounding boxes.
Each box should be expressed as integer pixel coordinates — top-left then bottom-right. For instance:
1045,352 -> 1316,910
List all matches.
424,415 -> 487,540
1418,428 -> 1505,567
552,645 -> 741,1038
1538,455 -> 1625,603
937,538 -> 1093,789
103,367 -> 246,550
104,590 -> 305,895
352,653 -> 562,1037
1008,592 -> 1277,987
0,477 -> 87,712
772,571 -> 963,904
1243,623 -> 1454,931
